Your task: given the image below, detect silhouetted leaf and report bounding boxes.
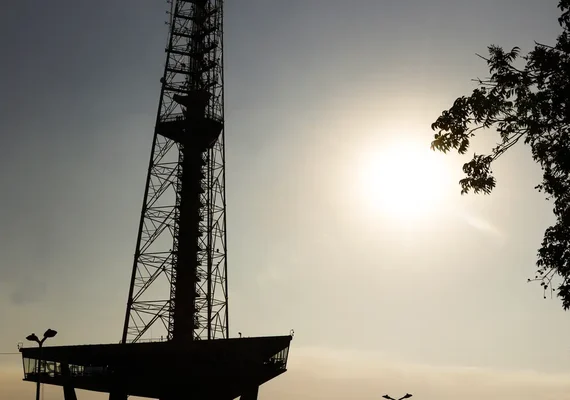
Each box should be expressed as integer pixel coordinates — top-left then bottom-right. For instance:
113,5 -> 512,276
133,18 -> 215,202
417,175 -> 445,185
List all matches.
430,0 -> 570,310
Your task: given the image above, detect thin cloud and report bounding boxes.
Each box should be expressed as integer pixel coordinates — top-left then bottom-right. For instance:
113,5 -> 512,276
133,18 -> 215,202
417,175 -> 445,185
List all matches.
463,213 -> 506,242
261,347 -> 570,400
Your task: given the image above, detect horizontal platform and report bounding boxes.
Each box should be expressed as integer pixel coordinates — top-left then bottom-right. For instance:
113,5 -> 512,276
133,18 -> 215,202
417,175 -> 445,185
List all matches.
21,335 -> 292,399
157,116 -> 223,148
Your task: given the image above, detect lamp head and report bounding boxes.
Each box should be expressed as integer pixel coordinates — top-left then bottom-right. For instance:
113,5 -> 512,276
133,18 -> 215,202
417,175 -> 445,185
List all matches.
43,329 -> 57,339
401,394 -> 413,400
26,333 -> 40,343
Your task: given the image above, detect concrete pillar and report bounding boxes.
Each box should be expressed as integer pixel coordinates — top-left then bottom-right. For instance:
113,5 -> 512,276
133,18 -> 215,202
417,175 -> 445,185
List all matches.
63,385 -> 78,400
108,391 -> 128,400
241,386 -> 259,400
60,364 -> 77,400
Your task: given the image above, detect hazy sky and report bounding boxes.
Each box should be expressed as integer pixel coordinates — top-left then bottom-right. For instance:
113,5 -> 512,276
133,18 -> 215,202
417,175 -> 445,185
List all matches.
2,0 -> 570,399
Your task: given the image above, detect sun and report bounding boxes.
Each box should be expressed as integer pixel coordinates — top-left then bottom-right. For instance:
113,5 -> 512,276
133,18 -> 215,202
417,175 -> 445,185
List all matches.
357,139 -> 449,221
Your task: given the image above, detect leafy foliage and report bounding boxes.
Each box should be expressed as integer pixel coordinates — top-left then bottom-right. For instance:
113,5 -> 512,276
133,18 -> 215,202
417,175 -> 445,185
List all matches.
431,0 -> 570,308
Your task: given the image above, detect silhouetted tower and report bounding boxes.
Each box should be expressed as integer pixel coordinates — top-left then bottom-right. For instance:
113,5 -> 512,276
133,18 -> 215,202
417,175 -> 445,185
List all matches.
19,2 -> 292,398
122,0 -> 228,343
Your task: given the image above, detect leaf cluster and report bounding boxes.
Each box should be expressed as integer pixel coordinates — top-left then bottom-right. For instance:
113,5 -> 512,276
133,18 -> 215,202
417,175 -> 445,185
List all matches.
430,1 -> 570,308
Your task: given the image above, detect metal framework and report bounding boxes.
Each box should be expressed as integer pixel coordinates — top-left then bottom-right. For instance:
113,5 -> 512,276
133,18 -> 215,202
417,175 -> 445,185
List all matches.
18,2 -> 295,399
122,0 -> 228,343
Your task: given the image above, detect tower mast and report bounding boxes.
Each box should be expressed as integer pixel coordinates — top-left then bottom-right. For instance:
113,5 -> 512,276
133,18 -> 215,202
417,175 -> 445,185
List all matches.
19,3 -> 292,398
121,0 -> 228,343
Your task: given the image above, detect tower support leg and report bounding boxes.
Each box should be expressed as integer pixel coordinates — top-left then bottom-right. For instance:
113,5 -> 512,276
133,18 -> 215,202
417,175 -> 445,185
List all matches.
108,391 -> 128,400
63,385 -> 77,400
60,363 -> 77,400
241,386 -> 259,400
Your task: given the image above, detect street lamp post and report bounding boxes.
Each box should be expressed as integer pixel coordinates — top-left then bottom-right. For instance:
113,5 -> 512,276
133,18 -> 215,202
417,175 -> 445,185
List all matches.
26,329 -> 57,400
383,394 -> 413,400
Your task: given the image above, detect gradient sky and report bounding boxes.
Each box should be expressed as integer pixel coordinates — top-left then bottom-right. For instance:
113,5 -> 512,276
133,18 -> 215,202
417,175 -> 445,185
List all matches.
2,0 -> 570,399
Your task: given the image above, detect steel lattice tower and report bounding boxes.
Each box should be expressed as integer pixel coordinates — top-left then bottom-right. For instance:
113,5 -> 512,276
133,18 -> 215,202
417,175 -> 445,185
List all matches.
19,2 -> 293,398
122,0 -> 228,343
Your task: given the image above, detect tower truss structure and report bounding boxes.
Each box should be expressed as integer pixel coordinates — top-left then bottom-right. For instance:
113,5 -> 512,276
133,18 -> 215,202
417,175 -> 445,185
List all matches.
122,0 -> 228,343
19,2 -> 294,399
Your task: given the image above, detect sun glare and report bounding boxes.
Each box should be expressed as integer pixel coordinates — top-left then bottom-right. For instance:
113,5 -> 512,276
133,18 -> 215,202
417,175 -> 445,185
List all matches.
358,139 -> 449,221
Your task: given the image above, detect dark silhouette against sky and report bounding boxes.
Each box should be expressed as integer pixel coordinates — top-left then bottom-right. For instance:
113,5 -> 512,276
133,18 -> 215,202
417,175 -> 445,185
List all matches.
1,1 -> 570,399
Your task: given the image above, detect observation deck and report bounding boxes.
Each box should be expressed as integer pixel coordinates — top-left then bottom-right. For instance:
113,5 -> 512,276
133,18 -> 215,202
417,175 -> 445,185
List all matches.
20,335 -> 292,399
